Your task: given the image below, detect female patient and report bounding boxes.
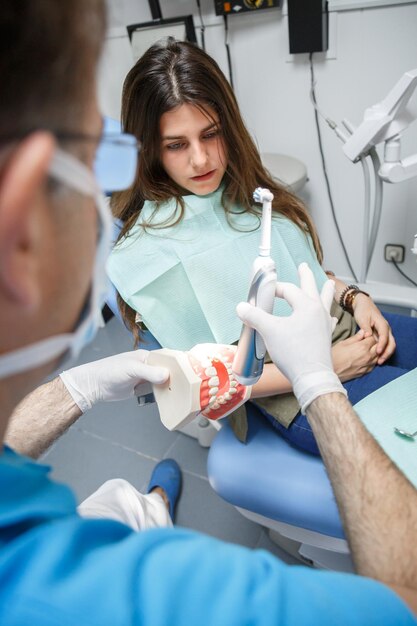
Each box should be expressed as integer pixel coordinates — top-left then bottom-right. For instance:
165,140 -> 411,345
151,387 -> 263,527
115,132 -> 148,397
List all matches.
107,38 -> 417,454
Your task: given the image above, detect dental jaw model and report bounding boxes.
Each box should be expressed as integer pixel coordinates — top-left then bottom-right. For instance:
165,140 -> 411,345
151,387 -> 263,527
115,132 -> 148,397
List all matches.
232,188 -> 277,385
147,344 -> 251,431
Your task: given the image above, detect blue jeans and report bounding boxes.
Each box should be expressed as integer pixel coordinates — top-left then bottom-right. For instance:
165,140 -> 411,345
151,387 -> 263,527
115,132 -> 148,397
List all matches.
258,312 -> 417,456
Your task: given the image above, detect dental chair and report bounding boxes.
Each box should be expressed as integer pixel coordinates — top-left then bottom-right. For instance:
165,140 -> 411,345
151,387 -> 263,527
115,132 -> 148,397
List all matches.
108,275 -> 352,571
207,401 -> 353,571
108,274 -> 351,570
107,266 -> 350,569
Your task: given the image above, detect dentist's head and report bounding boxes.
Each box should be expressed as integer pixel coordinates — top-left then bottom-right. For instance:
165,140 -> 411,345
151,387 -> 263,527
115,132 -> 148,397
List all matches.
0,1 -> 107,428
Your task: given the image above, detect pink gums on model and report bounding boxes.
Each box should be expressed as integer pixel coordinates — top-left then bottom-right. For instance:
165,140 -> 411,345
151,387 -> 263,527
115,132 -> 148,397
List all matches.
187,344 -> 249,420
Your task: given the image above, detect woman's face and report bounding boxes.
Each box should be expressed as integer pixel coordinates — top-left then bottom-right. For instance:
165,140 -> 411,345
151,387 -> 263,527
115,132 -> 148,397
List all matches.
159,103 -> 227,196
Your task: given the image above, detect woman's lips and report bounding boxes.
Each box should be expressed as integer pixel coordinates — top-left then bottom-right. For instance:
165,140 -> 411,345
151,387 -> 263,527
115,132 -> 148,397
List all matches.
191,169 -> 215,182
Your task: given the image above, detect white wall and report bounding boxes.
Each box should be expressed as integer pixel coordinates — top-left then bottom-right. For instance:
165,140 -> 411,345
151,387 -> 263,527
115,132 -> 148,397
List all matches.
100,0 -> 417,287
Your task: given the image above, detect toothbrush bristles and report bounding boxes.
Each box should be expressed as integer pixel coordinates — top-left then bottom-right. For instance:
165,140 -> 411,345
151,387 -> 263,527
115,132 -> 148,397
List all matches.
253,187 -> 273,203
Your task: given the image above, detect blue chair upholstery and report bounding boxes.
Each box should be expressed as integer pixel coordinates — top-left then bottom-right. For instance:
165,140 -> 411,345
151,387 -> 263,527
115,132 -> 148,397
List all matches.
207,402 -> 345,539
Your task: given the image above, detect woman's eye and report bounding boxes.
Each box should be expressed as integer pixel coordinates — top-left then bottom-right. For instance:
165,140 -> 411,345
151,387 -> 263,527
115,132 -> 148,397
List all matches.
203,130 -> 219,140
166,142 -> 185,151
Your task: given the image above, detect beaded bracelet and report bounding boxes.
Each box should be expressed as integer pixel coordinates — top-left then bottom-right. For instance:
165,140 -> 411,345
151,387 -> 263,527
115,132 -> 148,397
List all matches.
344,288 -> 369,315
340,284 -> 370,315
338,285 -> 354,311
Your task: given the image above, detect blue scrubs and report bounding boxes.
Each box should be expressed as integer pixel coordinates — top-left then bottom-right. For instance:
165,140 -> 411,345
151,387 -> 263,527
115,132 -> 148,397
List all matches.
0,446 -> 414,625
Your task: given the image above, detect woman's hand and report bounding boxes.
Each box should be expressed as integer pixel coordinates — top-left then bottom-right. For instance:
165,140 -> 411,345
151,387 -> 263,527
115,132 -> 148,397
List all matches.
332,330 -> 379,382
352,294 -> 396,364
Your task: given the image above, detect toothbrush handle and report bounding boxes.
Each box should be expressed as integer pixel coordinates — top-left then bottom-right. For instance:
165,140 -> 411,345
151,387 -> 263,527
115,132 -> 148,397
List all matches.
254,269 -> 276,356
232,325 -> 263,386
232,265 -> 277,386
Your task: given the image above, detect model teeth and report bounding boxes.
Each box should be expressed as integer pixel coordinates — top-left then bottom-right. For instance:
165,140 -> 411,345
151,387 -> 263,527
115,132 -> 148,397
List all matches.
195,349 -> 245,416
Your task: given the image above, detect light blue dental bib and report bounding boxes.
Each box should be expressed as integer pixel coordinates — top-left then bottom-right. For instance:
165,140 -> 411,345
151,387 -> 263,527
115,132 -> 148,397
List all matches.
107,188 -> 327,350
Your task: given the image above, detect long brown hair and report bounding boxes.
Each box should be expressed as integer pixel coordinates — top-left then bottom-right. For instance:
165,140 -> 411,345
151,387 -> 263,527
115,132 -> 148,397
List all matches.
112,38 -> 322,342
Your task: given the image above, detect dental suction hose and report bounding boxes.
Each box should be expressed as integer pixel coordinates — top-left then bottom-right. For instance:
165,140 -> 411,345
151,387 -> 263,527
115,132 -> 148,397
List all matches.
232,188 -> 277,386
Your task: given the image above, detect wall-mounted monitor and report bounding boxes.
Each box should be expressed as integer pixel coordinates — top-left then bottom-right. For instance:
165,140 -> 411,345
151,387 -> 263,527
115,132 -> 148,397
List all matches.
127,16 -> 197,62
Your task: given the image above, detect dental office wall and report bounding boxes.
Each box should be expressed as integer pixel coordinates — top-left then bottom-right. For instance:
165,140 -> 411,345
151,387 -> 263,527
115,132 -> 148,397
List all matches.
102,0 -> 417,290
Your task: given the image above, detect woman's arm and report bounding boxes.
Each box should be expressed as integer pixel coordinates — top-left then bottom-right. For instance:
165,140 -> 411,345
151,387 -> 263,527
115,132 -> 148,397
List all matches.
327,272 -> 396,364
331,330 -> 378,381
251,331 -> 379,398
352,293 -> 396,364
251,363 -> 292,398
325,272 -> 347,303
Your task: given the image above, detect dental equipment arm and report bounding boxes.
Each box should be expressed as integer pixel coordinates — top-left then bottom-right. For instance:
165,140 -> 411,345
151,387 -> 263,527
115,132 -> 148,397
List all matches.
343,68 -> 417,183
232,188 -> 277,385
332,69 -> 417,281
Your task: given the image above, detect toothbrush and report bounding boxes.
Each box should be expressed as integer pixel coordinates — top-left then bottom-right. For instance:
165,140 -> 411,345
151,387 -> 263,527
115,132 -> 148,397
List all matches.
232,187 -> 277,386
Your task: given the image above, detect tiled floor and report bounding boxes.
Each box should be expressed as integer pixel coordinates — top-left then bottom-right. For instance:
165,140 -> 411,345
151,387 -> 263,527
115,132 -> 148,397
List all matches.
42,316 -> 297,563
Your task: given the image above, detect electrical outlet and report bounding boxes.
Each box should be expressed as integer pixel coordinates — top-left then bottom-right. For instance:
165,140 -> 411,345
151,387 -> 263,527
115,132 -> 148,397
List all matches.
385,244 -> 405,263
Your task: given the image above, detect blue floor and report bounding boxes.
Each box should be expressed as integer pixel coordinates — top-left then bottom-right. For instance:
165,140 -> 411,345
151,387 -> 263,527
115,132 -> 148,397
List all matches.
42,316 -> 297,563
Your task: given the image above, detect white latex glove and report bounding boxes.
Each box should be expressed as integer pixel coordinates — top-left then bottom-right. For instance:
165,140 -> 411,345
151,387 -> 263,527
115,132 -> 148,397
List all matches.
236,263 -> 346,413
60,350 -> 169,413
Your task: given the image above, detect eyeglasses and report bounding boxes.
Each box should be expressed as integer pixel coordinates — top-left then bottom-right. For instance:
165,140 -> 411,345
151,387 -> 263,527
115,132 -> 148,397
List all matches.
94,132 -> 140,192
0,125 -> 140,194
54,130 -> 140,193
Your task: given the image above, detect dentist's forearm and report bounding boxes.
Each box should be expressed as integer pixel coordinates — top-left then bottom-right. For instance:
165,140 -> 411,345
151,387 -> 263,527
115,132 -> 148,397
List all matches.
5,377 -> 82,459
307,393 -> 417,595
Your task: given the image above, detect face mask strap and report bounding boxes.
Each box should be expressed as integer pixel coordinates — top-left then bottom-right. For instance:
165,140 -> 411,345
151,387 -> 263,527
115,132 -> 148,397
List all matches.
0,149 -> 113,380
48,148 -> 98,197
0,336 -> 72,378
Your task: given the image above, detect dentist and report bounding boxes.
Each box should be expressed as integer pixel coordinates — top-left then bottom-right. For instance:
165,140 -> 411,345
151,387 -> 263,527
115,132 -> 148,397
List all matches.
0,1 -> 415,624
